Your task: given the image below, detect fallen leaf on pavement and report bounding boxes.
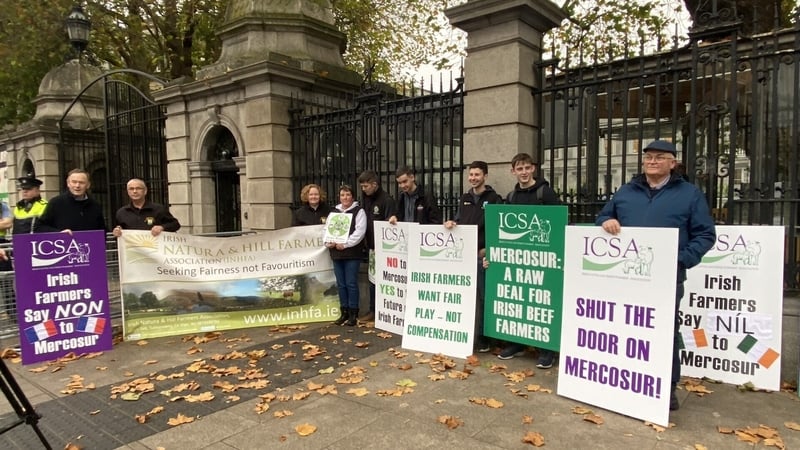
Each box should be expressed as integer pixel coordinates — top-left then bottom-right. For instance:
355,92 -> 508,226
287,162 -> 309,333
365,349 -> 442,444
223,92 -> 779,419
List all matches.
396,379 -> 417,387
522,431 -> 545,446
295,423 -> 317,436
143,360 -> 158,365
718,426 -> 734,434
785,422 -> 800,431
694,445 -> 708,450
136,340 -> 148,346
437,415 -> 463,429
466,355 -> 480,366
318,366 -> 334,374
346,387 -> 369,397
572,406 -> 592,415
274,410 -> 293,418
184,392 -> 214,402
522,415 -> 533,424
167,413 -> 195,426
428,374 -> 445,381
292,391 -> 312,401
583,414 -> 604,425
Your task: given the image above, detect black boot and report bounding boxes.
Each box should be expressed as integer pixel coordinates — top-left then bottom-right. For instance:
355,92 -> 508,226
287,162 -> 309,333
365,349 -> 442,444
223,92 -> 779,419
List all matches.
345,308 -> 358,326
334,307 -> 348,326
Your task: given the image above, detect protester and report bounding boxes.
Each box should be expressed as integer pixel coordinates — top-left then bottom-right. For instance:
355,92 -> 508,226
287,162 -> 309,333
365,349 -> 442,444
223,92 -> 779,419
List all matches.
388,166 -> 442,224
596,139 -> 716,411
444,161 -> 504,353
112,178 -> 180,237
497,153 -> 560,369
292,184 -> 330,226
357,170 -> 396,322
325,185 -> 367,326
12,177 -> 47,235
35,169 -> 106,233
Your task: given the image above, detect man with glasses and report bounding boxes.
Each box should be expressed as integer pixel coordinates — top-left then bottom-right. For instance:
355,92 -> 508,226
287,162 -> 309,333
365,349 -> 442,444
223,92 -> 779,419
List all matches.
596,139 -> 715,412
112,178 -> 180,237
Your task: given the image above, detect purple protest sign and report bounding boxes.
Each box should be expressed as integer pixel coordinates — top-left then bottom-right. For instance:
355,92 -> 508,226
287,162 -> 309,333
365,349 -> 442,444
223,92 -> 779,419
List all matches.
13,231 -> 113,364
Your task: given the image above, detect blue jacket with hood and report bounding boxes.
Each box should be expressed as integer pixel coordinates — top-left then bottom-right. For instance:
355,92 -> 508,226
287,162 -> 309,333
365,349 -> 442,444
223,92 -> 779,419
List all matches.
595,173 -> 716,282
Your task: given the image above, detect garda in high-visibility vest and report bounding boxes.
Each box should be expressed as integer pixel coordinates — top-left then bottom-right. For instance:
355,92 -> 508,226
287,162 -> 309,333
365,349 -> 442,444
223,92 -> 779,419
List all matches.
13,198 -> 47,235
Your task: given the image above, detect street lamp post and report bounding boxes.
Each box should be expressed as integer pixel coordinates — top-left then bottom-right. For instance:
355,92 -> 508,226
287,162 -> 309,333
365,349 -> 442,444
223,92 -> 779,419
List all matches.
65,5 -> 91,58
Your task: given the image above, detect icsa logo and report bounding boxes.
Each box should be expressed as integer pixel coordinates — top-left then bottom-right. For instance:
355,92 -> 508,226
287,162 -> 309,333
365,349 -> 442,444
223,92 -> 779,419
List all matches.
703,233 -> 760,266
30,238 -> 91,268
581,236 -> 654,277
419,232 -> 463,259
381,226 -> 407,253
497,212 -> 552,244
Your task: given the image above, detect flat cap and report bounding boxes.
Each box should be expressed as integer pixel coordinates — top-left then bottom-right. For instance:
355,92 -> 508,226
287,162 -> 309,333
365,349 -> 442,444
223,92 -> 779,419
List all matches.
643,140 -> 677,156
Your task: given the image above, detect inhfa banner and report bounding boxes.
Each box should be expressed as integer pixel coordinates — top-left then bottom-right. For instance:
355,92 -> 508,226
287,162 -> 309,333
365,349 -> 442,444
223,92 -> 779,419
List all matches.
14,231 -> 113,364
681,225 -> 783,390
483,204 -> 567,351
118,226 -> 337,339
402,224 -> 477,359
558,226 -> 677,427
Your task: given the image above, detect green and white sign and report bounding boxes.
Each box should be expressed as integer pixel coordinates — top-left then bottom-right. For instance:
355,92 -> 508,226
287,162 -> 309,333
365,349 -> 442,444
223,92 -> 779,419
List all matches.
484,204 -> 568,351
402,224 -> 477,359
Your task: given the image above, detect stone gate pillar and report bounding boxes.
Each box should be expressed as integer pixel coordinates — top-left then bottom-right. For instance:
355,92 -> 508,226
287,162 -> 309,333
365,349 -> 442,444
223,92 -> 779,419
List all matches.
447,0 -> 567,196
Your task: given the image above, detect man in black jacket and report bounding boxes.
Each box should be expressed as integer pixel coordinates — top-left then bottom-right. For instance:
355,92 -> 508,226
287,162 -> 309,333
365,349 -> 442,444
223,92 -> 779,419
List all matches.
35,169 -> 106,234
497,153 -> 560,368
445,161 -> 504,353
358,170 -> 396,322
112,178 -> 180,237
388,166 -> 442,225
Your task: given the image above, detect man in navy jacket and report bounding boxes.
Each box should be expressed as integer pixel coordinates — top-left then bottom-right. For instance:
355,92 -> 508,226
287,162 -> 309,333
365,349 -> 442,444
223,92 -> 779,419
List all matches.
596,140 -> 716,412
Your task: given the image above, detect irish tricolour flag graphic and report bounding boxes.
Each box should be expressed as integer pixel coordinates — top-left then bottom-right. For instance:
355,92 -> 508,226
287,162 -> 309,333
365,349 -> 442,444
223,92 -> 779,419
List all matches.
737,335 -> 779,368
24,320 -> 58,343
681,328 -> 709,349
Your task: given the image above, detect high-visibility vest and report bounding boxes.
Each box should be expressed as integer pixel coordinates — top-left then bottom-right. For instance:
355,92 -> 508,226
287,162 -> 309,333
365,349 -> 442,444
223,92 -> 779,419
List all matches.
13,199 -> 47,234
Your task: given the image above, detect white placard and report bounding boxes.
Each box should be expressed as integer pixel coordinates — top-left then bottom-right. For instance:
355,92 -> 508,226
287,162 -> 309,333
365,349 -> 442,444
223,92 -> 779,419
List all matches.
558,226 -> 678,427
681,225 -> 784,390
374,222 -> 409,334
402,224 -> 477,359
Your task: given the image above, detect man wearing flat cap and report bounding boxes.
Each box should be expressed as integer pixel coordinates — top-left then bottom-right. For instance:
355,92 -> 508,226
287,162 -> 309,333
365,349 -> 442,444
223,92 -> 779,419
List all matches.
596,139 -> 716,412
13,176 -> 47,235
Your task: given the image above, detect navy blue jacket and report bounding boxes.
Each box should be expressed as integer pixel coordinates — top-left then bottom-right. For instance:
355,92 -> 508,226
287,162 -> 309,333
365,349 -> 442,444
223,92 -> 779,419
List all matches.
596,173 -> 716,281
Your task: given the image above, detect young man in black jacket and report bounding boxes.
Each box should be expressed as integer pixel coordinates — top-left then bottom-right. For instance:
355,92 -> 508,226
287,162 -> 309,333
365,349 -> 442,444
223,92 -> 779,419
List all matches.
358,170 -> 397,322
497,153 -> 560,368
445,161 -> 504,353
388,166 -> 442,225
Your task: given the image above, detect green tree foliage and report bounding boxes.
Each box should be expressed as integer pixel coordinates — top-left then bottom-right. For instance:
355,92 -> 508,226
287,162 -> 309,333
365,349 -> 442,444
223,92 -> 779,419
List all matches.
546,0 -> 682,67
139,291 -> 160,308
0,0 -> 464,126
0,0 -> 73,125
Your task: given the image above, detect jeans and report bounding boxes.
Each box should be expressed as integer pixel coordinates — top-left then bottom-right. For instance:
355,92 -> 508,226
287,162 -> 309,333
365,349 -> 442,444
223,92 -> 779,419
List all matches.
333,258 -> 361,310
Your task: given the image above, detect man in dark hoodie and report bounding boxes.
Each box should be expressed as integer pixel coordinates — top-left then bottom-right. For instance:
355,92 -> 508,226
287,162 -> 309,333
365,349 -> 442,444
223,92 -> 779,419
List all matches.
358,170 -> 397,322
497,153 -> 560,368
445,160 -> 504,353
388,166 -> 442,225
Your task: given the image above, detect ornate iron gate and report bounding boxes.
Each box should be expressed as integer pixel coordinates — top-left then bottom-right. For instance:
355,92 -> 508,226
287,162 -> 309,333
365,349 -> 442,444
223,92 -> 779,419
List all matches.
289,78 -> 464,219
59,69 -> 167,230
534,10 -> 800,288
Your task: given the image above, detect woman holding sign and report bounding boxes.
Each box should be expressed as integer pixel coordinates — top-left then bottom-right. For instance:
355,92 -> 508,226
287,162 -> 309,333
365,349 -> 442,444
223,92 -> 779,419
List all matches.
325,185 -> 367,326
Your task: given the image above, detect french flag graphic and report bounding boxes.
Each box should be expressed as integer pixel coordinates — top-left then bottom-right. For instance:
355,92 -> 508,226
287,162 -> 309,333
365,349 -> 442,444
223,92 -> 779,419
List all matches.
77,316 -> 106,334
24,320 -> 58,343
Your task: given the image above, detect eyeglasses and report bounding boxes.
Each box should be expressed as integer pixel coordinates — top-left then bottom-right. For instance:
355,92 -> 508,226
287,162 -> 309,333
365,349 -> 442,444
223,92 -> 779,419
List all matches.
642,154 -> 674,163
